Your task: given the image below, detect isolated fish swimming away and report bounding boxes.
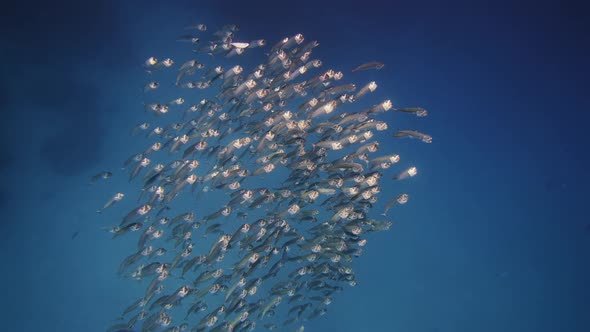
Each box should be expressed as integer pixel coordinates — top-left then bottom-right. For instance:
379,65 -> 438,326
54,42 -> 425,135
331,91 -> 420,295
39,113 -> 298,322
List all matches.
97,23 -> 431,332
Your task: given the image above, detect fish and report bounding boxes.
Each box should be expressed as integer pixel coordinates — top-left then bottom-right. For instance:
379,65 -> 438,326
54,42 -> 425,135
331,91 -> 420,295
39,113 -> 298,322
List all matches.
185,23 -> 207,31
90,171 -> 112,184
97,193 -> 125,213
95,24 -> 430,332
351,61 -> 385,72
231,42 -> 250,49
395,107 -> 428,117
177,35 -> 200,43
132,122 -> 150,136
144,81 -> 159,92
393,166 -> 418,180
143,56 -> 158,71
393,130 -> 433,143
381,193 -> 409,216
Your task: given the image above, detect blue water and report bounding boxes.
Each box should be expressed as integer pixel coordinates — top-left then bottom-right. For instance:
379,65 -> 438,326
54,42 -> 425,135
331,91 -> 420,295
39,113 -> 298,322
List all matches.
1,0 -> 588,331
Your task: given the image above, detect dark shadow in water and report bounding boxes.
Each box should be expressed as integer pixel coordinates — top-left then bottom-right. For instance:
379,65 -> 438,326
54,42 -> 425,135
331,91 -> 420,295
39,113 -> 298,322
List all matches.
544,179 -> 567,193
0,146 -> 15,172
30,69 -> 107,176
0,191 -> 6,208
39,118 -> 104,176
26,69 -> 80,113
2,0 -> 141,179
0,1 -> 134,63
38,190 -> 57,202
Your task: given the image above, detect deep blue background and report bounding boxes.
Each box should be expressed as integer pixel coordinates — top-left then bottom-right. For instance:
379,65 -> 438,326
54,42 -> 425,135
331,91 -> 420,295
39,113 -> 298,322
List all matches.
1,0 -> 588,331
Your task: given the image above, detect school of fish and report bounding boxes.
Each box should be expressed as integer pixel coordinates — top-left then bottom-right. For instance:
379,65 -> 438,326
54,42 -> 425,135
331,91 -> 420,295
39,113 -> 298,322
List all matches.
95,23 -> 431,332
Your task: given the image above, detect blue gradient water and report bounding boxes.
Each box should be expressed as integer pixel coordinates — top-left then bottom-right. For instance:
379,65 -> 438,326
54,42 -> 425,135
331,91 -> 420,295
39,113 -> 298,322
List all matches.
1,1 -> 588,331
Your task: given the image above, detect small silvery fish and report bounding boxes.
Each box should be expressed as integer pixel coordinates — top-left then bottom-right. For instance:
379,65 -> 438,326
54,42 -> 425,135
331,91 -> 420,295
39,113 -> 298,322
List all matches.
89,171 -> 112,184
95,23 -> 431,332
351,61 -> 385,72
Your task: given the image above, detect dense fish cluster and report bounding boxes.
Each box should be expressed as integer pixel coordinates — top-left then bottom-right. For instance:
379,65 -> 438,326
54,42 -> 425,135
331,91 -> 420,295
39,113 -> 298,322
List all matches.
97,23 -> 431,332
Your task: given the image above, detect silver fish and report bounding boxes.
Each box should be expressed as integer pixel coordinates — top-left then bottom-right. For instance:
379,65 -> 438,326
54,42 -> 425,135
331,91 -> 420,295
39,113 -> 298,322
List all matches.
351,61 -> 384,72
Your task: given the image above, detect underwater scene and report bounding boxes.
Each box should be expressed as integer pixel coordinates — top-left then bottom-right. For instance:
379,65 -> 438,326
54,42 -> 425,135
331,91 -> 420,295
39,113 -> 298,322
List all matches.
1,1 -> 588,331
